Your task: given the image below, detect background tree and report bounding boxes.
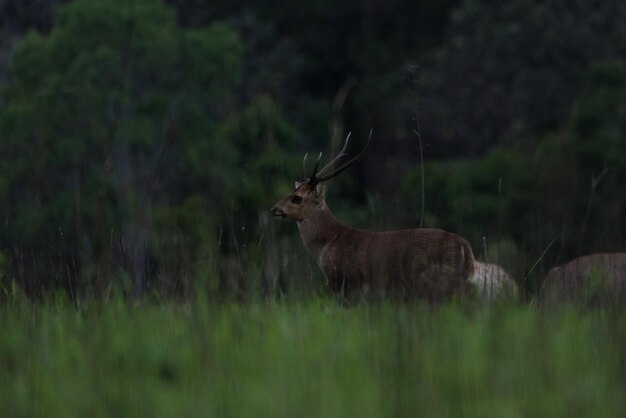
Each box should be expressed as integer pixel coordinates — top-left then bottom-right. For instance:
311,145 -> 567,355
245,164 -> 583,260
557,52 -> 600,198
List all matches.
0,0 -> 299,297
410,0 -> 626,157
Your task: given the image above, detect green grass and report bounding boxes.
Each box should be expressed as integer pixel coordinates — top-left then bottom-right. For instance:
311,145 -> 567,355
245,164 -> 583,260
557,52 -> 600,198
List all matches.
1,297 -> 625,418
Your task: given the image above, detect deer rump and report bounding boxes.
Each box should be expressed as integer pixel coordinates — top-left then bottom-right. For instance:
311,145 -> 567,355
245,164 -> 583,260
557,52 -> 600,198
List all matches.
540,253 -> 626,305
318,227 -> 475,300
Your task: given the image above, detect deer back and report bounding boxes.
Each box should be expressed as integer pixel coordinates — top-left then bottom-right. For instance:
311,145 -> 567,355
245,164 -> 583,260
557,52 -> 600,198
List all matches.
315,226 -> 475,300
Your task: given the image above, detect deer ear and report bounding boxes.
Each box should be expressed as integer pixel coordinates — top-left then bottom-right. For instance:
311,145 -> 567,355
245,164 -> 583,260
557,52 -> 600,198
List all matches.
295,181 -> 301,189
315,183 -> 325,198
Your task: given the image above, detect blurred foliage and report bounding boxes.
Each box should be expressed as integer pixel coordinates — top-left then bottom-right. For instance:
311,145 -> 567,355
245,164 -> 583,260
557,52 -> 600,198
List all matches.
413,0 -> 626,157
1,300 -> 626,416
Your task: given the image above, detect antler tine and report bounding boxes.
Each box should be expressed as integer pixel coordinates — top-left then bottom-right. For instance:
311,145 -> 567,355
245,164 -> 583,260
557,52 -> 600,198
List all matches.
316,129 -> 372,183
301,152 -> 308,181
316,132 -> 352,178
309,151 -> 323,181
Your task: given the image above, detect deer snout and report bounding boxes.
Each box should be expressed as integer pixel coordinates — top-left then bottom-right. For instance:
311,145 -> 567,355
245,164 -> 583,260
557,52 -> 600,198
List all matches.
271,206 -> 285,217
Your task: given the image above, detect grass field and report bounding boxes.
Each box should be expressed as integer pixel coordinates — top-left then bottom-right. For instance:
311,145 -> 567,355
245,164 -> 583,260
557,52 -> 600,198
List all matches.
1,297 -> 625,418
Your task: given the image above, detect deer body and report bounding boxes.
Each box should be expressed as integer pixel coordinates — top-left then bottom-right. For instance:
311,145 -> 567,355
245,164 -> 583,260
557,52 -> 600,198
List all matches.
271,134 -> 475,300
539,253 -> 626,305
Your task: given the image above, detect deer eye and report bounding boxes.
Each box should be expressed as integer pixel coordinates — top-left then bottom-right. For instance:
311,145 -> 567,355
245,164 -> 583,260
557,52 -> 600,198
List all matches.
291,195 -> 303,205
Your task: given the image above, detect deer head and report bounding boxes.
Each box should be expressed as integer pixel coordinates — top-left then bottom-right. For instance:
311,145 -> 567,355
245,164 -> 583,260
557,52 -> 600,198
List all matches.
270,132 -> 371,221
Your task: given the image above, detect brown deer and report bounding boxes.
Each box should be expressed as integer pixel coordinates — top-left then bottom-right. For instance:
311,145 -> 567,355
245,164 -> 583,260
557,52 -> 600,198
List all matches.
539,253 -> 626,305
270,134 -> 476,300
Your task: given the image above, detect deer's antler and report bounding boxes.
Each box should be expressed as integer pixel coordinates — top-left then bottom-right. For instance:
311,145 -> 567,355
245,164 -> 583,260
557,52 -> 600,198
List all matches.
308,130 -> 372,184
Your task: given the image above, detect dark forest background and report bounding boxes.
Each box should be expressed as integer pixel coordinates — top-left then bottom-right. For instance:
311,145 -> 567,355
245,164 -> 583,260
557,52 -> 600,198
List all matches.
1,0 -> 625,300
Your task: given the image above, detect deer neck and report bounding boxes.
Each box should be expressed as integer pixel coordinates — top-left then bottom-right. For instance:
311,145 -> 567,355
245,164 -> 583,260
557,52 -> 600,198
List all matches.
297,203 -> 345,259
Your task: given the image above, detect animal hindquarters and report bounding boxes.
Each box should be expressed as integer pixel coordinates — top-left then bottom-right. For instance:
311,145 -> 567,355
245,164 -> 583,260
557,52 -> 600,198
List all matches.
470,261 -> 518,302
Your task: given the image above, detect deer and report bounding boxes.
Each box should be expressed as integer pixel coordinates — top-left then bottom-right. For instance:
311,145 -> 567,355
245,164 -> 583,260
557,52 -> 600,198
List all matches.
270,133 -> 476,301
539,253 -> 626,306
470,261 -> 518,302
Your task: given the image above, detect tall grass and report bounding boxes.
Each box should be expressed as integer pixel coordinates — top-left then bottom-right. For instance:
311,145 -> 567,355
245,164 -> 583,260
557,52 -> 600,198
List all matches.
1,297 -> 625,417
